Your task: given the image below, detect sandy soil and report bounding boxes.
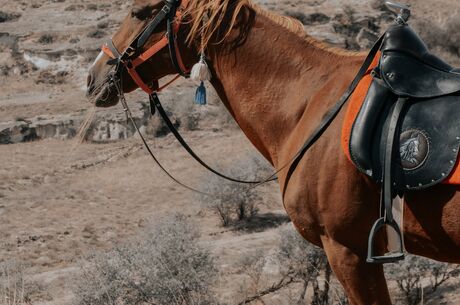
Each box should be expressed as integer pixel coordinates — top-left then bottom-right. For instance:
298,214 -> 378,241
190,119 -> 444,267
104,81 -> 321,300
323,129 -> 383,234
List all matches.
1,0 -> 460,304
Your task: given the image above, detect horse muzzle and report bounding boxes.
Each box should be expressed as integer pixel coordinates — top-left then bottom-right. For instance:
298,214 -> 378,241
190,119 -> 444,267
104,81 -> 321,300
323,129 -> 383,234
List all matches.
86,70 -> 120,107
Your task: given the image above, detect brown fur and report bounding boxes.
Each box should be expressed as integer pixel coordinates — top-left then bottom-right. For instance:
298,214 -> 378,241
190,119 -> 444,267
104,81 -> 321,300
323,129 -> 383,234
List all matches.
87,1 -> 460,304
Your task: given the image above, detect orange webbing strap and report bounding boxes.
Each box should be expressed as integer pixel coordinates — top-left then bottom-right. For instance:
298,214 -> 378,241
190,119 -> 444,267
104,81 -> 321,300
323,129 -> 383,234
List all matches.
126,66 -> 155,94
132,36 -> 169,68
174,38 -> 189,73
126,67 -> 181,94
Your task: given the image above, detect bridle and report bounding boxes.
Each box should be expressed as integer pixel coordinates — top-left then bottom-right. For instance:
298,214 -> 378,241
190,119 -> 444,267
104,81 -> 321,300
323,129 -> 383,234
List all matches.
101,0 -> 190,95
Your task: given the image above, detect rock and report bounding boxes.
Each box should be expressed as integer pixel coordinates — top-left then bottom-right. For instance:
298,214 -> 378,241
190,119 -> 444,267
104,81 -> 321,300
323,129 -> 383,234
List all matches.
0,103 -> 180,144
356,28 -> 379,49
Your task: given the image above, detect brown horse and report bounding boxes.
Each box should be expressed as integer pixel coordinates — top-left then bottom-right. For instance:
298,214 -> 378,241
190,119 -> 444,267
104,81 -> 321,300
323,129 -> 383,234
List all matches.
86,0 -> 460,304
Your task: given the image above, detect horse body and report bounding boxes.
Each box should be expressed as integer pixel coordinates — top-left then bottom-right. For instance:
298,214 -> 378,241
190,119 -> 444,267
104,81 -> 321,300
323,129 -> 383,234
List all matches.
87,1 -> 460,304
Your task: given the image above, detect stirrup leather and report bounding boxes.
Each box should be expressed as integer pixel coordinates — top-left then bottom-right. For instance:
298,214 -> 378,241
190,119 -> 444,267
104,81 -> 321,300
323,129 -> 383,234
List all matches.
367,98 -> 407,264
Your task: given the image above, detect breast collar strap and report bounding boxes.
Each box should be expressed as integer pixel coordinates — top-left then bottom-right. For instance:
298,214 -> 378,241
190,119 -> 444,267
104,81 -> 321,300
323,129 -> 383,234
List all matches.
101,0 -> 190,94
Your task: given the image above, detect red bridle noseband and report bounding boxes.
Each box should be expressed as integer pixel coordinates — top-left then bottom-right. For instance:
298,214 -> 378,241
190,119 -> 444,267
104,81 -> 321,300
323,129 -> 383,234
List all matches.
101,0 -> 190,94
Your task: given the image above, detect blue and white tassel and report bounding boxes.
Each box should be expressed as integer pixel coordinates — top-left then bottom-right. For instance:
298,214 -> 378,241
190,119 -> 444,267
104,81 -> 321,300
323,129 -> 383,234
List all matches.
190,52 -> 211,105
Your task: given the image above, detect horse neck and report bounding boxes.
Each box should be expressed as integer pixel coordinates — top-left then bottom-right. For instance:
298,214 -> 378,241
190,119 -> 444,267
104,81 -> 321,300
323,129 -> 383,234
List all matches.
208,12 -> 361,166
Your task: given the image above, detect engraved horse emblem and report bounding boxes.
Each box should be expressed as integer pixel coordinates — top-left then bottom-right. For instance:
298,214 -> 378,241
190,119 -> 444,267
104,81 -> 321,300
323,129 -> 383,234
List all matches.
400,136 -> 420,165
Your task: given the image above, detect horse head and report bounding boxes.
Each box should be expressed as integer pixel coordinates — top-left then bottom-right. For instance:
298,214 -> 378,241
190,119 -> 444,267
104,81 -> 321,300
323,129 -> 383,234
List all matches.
86,0 -> 199,107
86,0 -> 254,108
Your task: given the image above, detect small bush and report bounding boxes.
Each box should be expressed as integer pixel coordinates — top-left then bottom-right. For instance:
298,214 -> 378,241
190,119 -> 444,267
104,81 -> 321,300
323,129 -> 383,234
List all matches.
386,255 -> 460,305
276,227 -> 336,305
236,226 -> 349,305
37,34 -> 54,44
197,154 -> 272,227
73,214 -> 217,305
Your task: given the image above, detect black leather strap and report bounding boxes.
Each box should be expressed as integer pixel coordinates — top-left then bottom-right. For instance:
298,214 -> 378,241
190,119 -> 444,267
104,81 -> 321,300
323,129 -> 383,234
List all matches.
137,3 -> 174,48
151,93 -> 276,184
282,34 -> 385,194
382,97 -> 407,223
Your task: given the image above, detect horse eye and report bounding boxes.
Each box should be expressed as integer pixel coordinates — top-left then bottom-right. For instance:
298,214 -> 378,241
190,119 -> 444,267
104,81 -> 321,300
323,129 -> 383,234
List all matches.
131,5 -> 154,20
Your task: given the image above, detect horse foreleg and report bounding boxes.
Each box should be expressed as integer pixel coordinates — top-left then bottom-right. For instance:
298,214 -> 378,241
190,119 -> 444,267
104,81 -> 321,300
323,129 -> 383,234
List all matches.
321,236 -> 392,305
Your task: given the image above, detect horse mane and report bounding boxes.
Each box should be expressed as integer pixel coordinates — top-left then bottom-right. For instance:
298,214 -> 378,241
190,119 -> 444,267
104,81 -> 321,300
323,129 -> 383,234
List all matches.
184,0 -> 357,56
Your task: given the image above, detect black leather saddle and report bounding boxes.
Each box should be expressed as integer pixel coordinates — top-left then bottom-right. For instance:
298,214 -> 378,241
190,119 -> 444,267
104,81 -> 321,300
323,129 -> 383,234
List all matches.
350,24 -> 460,191
347,2 -> 460,264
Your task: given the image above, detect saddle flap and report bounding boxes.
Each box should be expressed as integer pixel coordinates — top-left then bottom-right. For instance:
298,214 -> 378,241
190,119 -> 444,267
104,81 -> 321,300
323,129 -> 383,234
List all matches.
379,94 -> 460,189
380,52 -> 460,98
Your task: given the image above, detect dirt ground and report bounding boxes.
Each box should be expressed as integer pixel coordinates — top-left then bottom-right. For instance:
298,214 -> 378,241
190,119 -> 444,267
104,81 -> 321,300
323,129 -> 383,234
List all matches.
1,0 -> 460,304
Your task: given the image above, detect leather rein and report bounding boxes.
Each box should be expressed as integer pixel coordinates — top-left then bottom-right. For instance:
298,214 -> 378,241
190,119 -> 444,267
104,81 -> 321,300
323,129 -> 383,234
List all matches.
100,0 -> 384,195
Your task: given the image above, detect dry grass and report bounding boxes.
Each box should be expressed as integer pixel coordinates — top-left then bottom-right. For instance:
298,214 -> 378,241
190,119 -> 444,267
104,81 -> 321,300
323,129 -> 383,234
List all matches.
0,260 -> 42,305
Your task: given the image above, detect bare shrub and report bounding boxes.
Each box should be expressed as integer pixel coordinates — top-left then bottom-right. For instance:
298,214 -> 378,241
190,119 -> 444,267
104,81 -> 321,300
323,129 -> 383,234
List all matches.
385,255 -> 460,305
197,154 -> 272,227
276,227 -> 338,305
73,214 -> 217,305
37,34 -> 54,44
237,226 -> 348,305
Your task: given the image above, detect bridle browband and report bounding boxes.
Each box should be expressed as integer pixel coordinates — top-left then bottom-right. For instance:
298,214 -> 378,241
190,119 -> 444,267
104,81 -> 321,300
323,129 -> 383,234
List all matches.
102,0 -> 190,94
